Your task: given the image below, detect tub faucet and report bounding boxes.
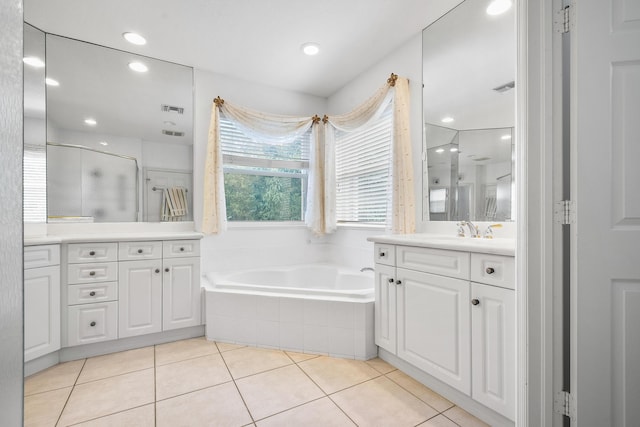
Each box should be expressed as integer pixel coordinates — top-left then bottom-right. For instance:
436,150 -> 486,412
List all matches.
360,267 -> 375,272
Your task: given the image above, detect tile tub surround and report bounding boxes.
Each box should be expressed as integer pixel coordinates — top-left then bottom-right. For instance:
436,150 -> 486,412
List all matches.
205,290 -> 377,360
23,337 -> 491,426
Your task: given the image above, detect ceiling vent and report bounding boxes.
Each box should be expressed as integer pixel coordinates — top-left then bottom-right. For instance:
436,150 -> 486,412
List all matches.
162,130 -> 185,137
492,81 -> 515,93
161,104 -> 185,114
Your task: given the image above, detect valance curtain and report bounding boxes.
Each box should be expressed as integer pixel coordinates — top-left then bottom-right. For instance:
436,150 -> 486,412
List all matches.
202,99 -> 316,234
202,74 -> 415,236
321,75 -> 416,234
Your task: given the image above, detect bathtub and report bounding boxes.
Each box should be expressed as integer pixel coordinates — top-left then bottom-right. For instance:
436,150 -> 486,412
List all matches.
202,263 -> 377,359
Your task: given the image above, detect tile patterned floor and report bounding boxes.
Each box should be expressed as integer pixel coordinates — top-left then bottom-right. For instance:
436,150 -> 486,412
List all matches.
24,337 -> 490,427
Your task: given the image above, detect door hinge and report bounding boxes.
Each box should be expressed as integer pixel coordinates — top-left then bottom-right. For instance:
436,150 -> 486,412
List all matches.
554,390 -> 575,419
555,5 -> 572,34
555,200 -> 575,225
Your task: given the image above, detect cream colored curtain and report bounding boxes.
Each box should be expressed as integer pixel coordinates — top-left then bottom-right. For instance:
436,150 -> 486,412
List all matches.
202,98 -> 316,235
323,75 -> 415,234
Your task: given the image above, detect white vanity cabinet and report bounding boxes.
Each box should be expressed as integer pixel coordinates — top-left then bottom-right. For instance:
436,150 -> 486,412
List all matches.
24,244 -> 61,362
373,241 -> 515,422
64,242 -> 119,346
162,240 -> 201,331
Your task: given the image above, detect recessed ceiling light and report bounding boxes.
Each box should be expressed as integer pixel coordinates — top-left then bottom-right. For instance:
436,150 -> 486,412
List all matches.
450,147 -> 459,152
128,61 -> 148,73
99,141 -> 108,146
435,148 -> 445,153
441,117 -> 454,123
501,134 -> 512,140
45,78 -> 59,86
163,121 -> 176,126
486,0 -> 512,16
301,42 -> 320,56
123,32 -> 147,45
23,56 -> 45,68
84,118 -> 97,126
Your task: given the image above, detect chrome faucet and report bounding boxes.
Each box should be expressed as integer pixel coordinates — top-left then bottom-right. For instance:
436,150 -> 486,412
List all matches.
458,220 -> 480,238
360,267 -> 374,272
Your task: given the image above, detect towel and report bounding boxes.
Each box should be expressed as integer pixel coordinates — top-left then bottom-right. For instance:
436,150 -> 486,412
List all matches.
161,187 -> 188,221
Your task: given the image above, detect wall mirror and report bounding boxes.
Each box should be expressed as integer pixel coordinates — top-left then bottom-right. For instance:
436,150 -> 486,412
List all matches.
422,0 -> 515,222
42,33 -> 194,223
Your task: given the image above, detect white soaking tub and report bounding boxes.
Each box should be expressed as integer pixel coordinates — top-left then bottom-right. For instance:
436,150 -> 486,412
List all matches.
202,263 -> 376,359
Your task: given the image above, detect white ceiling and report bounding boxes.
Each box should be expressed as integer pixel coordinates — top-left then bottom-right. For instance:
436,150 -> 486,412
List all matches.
24,0 -> 463,98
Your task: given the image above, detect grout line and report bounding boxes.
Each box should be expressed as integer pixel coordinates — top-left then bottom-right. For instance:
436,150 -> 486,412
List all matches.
55,358 -> 86,427
251,396 -> 329,424
154,380 -> 235,403
155,350 -> 221,367
64,404 -> 154,427
153,344 -> 157,427
216,342 -> 256,425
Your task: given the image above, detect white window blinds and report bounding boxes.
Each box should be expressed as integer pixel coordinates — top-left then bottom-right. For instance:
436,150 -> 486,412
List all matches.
23,144 -> 47,223
335,105 -> 393,223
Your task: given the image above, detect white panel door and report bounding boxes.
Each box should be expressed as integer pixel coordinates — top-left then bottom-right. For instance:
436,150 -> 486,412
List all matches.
471,283 -> 515,421
572,1 -> 640,426
374,263 -> 397,353
119,260 -> 162,337
24,266 -> 60,361
162,257 -> 201,331
397,268 -> 471,395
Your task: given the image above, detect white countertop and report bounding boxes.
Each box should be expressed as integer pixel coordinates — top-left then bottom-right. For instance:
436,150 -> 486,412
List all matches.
24,231 -> 204,246
367,233 -> 516,256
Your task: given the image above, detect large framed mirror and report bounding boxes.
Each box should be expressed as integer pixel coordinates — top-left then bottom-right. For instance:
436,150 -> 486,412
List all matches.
422,0 -> 515,222
41,33 -> 194,223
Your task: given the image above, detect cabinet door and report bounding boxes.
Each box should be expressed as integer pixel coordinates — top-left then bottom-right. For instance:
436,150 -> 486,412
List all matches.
375,264 -> 397,353
67,301 -> 117,346
118,260 -> 162,337
24,266 -> 60,362
162,257 -> 201,331
471,283 -> 515,420
397,268 -> 471,395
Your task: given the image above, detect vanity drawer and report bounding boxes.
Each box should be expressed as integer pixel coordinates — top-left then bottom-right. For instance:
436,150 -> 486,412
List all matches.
68,282 -> 118,305
397,246 -> 470,280
67,262 -> 118,284
24,244 -> 60,269
118,241 -> 162,261
470,253 -> 515,289
374,244 -> 396,266
67,242 -> 118,263
67,301 -> 118,346
163,240 -> 200,258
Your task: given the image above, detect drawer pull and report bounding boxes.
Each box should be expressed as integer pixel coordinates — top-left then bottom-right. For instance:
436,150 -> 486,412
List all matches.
89,291 -> 96,296
90,321 -> 96,327
396,280 -> 402,285
165,268 -> 170,273
180,247 -> 185,252
89,271 -> 96,276
388,278 -> 394,283
471,299 -> 480,306
486,267 -> 495,275
89,251 -> 96,256
155,268 -> 160,274
137,249 -> 143,254
379,252 -> 386,257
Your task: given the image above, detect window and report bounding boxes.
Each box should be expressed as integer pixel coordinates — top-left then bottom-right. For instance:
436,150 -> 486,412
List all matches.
220,116 -> 310,221
335,104 -> 393,223
24,145 -> 47,223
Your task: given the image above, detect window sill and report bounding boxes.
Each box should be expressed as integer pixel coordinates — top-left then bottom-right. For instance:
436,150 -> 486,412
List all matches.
227,221 -> 307,230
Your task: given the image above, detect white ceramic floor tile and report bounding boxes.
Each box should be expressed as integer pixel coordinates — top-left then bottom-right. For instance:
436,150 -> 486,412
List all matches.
298,356 -> 381,394
24,386 -> 71,427
155,337 -> 219,366
77,347 -> 154,384
221,346 -> 292,379
386,369 -> 454,412
442,406 -> 491,427
155,353 -> 232,401
256,397 -> 355,427
24,359 -> 84,396
71,404 -> 155,426
418,414 -> 460,427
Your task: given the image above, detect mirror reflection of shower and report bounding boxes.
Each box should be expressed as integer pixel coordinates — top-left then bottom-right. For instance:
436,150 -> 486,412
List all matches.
47,143 -> 139,222
426,125 -> 513,222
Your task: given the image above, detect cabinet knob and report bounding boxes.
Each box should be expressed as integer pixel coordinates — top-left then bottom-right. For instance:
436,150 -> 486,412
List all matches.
155,268 -> 160,274
137,249 -> 143,254
388,278 -> 394,283
180,247 -> 185,252
90,321 -> 96,327
89,251 -> 96,256
89,271 -> 96,276
165,268 -> 170,273
396,280 -> 402,285
471,298 -> 480,306
486,267 -> 495,275
379,252 -> 386,257
89,291 -> 96,297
